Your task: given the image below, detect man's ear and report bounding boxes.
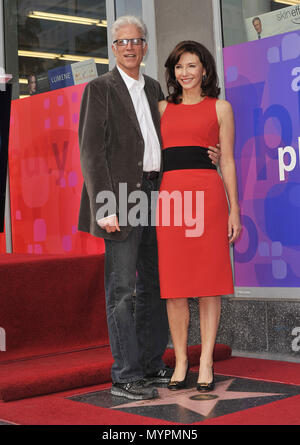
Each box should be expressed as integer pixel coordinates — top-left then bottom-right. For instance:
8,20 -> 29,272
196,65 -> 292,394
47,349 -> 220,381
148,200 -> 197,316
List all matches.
143,43 -> 148,57
112,43 -> 117,57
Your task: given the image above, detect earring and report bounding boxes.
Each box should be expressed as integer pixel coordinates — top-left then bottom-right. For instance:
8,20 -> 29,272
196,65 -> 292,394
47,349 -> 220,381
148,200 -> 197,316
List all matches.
202,74 -> 207,82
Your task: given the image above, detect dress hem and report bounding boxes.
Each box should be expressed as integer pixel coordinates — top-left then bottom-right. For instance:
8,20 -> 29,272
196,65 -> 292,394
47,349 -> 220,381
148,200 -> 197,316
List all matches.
160,290 -> 234,299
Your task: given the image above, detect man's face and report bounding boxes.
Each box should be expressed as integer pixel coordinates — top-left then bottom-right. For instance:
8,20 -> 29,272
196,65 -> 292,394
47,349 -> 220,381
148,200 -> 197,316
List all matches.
253,19 -> 262,34
29,76 -> 37,93
112,24 -> 148,78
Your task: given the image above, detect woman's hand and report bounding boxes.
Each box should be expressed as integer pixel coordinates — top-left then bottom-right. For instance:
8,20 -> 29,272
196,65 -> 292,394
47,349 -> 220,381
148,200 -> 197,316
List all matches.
228,208 -> 241,243
208,144 -> 221,166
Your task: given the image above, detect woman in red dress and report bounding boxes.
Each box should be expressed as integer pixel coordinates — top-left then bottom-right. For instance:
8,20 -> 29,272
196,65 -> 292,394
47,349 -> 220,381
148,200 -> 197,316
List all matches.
156,41 -> 241,391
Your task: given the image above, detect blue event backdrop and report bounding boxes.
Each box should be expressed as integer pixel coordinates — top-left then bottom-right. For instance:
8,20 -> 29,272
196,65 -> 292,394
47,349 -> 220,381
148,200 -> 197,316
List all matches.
223,31 -> 300,288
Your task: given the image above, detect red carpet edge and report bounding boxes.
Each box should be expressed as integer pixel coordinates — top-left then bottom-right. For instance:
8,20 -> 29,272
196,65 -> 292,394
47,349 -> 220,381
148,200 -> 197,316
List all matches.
0,344 -> 231,402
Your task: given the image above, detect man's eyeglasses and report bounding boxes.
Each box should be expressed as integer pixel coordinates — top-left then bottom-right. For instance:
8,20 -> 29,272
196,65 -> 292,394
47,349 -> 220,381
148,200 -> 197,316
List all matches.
113,38 -> 146,47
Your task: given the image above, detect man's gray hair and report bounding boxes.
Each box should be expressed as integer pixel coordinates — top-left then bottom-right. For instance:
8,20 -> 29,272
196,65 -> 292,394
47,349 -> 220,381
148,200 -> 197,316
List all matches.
111,15 -> 148,41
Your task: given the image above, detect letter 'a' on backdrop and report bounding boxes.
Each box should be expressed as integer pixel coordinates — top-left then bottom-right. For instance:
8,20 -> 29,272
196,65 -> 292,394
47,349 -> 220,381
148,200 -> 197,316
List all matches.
0,81 -> 12,233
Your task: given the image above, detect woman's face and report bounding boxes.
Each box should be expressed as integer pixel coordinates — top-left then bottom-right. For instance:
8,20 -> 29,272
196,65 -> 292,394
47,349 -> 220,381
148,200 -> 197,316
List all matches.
29,76 -> 37,93
174,52 -> 206,93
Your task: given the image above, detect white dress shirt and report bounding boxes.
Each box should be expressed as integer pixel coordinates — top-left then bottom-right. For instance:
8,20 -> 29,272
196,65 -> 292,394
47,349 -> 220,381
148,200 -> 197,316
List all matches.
117,65 -> 161,172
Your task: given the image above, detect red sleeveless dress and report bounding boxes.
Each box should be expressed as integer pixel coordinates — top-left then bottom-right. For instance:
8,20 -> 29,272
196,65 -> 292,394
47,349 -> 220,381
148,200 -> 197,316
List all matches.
156,97 -> 234,298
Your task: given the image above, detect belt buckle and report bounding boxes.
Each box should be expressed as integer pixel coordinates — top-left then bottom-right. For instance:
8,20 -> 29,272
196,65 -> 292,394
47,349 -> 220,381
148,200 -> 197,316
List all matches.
144,171 -> 158,180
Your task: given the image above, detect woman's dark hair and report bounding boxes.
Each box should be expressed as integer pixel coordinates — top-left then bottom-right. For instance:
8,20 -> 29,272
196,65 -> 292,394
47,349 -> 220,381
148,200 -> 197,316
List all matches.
165,40 -> 220,104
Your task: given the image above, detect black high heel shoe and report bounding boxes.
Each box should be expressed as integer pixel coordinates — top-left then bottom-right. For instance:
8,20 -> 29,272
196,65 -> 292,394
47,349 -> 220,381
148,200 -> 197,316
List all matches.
196,367 -> 215,392
167,362 -> 189,391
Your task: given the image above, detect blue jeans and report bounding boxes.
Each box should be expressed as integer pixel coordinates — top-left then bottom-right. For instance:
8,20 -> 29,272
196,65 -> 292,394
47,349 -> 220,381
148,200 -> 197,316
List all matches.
104,177 -> 169,383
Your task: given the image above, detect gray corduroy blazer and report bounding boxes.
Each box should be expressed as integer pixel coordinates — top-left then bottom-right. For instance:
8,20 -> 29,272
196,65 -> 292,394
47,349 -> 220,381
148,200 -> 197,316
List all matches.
78,66 -> 164,241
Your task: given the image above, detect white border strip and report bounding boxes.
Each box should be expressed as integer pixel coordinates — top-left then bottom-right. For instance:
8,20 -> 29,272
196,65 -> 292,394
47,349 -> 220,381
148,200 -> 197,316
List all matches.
0,0 -> 13,253
212,0 -> 237,284
0,0 -> 4,69
106,0 -> 116,70
212,0 -> 225,100
142,0 -> 158,80
235,286 -> 300,300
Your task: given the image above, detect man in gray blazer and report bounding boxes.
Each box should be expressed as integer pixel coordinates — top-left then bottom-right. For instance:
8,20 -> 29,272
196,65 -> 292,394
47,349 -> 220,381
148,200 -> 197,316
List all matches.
78,16 -> 171,400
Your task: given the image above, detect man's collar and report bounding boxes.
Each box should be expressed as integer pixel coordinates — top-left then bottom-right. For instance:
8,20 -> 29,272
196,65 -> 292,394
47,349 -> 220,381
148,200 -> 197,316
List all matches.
117,65 -> 144,90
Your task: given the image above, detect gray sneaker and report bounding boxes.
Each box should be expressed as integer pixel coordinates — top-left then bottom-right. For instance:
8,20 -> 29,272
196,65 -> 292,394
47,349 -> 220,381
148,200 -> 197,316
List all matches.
111,380 -> 159,400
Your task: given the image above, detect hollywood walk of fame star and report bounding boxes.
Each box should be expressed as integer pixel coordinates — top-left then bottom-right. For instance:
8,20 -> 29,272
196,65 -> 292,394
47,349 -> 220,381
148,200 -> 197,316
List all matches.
112,378 -> 284,418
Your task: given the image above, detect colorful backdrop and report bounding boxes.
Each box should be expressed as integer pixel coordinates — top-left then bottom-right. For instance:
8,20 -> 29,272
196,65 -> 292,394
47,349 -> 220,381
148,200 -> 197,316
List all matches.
8,83 -> 104,255
224,31 -> 300,287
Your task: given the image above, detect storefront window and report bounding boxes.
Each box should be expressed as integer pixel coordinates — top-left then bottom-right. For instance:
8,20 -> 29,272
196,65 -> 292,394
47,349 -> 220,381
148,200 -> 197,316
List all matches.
4,0 -> 108,99
115,0 -> 142,18
221,0 -> 300,47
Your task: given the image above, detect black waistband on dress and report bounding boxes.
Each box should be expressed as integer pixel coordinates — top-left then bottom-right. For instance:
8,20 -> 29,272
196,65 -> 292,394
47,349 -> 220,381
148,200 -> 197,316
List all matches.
162,146 -> 217,172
